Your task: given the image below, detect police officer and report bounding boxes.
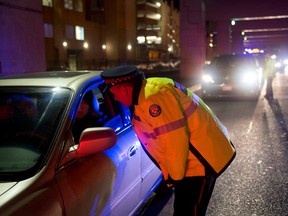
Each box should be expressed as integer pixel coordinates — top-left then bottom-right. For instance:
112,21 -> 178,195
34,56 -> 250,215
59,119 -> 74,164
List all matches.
264,54 -> 277,100
101,65 -> 236,216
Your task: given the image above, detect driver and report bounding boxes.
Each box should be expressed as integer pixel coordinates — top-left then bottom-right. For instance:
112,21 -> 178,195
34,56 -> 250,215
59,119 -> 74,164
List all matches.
72,91 -> 105,143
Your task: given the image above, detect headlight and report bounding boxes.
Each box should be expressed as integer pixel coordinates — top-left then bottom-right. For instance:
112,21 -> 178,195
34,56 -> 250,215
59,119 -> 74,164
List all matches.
275,62 -> 282,68
242,72 -> 257,84
202,74 -> 214,83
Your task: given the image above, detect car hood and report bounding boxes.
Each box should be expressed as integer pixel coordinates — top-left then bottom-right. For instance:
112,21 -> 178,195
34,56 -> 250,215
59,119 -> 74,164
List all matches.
0,182 -> 17,196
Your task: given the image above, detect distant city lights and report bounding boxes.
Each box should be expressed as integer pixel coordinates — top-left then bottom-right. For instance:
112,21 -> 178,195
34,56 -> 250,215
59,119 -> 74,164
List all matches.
156,2 -> 161,8
244,48 -> 264,54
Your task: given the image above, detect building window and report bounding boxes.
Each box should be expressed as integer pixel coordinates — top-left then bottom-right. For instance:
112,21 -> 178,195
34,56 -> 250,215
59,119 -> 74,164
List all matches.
86,0 -> 105,23
42,0 -> 53,7
66,25 -> 75,39
64,0 -> 73,10
44,23 -> 53,38
75,0 -> 83,12
75,26 -> 84,40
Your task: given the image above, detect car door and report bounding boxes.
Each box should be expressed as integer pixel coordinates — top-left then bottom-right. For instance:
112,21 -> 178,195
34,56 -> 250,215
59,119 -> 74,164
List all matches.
102,91 -> 162,213
119,104 -> 162,205
55,85 -> 142,216
139,144 -> 162,201
100,88 -> 142,215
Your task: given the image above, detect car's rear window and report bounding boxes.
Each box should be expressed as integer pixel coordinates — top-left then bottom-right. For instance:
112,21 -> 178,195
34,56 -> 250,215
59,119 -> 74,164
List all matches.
209,55 -> 257,75
213,55 -> 256,68
0,87 -> 71,181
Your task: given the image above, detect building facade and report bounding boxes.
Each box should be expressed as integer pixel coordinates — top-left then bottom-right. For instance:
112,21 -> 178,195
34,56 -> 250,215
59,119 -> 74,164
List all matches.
42,0 -> 180,71
0,0 -> 46,75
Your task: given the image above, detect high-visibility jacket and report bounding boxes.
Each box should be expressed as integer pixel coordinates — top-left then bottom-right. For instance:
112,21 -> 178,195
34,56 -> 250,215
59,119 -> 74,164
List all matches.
264,57 -> 276,78
132,77 -> 236,181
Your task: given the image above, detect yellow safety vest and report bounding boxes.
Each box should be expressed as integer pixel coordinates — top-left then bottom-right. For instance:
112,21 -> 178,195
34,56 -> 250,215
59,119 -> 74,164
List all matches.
132,77 -> 236,181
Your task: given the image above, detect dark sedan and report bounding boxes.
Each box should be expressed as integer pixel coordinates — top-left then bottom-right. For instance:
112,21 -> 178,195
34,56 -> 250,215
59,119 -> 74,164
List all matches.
201,54 -> 263,99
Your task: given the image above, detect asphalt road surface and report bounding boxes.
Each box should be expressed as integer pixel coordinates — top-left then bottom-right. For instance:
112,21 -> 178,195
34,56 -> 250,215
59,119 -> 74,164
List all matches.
135,72 -> 288,216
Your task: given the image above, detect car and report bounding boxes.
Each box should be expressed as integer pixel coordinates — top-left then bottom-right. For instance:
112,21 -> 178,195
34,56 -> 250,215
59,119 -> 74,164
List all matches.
275,57 -> 288,74
0,71 -> 162,216
201,54 -> 263,99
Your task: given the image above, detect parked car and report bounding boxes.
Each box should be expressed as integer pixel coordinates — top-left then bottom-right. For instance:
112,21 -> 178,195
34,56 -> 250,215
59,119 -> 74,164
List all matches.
201,54 -> 263,99
0,71 -> 162,216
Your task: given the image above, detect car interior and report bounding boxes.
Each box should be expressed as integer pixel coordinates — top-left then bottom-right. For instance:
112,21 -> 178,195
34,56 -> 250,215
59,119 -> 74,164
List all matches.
71,84 -> 131,145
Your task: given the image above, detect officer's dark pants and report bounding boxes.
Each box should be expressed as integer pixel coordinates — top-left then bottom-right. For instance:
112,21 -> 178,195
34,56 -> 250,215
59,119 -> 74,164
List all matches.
173,175 -> 216,216
265,76 -> 274,98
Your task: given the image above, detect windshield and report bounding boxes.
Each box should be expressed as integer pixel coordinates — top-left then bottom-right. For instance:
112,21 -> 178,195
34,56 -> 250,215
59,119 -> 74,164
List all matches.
0,87 -> 71,181
211,55 -> 257,75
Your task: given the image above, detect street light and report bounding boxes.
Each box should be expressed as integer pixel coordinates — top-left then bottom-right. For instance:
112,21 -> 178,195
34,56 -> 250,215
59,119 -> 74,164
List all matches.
102,44 -> 107,68
83,42 -> 89,49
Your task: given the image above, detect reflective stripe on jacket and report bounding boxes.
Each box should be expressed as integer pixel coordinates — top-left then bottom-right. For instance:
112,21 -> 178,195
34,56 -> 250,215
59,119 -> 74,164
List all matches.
132,78 -> 235,181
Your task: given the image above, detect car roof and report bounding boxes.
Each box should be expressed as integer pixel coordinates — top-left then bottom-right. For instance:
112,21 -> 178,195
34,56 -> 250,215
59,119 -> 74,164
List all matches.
214,54 -> 254,60
0,71 -> 103,88
211,54 -> 258,65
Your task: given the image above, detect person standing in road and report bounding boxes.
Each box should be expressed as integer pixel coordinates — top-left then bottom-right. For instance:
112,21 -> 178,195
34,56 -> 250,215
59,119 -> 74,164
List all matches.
101,65 -> 236,216
264,54 -> 277,100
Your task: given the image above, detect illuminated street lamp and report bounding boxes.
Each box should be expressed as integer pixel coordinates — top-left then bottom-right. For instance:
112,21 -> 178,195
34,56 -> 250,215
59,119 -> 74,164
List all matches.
102,44 -> 107,68
83,42 -> 89,49
168,45 -> 173,53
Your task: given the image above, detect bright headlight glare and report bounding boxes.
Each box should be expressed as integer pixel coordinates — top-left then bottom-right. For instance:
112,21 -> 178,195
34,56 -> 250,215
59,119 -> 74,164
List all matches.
275,62 -> 281,68
242,72 -> 257,84
202,74 -> 214,83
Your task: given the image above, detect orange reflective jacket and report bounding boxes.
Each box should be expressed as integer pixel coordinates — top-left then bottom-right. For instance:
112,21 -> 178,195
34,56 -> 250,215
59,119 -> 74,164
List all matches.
132,78 -> 236,181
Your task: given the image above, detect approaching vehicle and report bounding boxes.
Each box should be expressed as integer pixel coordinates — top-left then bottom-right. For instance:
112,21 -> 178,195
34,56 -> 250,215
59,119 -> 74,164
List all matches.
201,54 -> 263,99
0,71 -> 162,215
275,57 -> 288,74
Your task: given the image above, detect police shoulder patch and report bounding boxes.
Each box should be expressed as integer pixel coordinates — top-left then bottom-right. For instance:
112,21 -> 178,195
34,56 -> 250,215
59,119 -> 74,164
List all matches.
149,104 -> 161,117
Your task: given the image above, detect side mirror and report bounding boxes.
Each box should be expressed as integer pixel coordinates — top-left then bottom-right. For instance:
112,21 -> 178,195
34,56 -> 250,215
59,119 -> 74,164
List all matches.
76,127 -> 117,156
60,127 -> 117,166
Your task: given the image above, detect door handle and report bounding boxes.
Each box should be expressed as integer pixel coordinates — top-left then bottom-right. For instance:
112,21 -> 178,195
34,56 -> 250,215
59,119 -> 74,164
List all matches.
128,145 -> 137,159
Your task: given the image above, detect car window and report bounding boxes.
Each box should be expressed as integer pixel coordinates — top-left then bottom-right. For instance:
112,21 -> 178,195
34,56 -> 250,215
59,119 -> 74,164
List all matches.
71,84 -> 131,144
0,87 -> 71,180
211,55 -> 257,74
95,84 -> 132,130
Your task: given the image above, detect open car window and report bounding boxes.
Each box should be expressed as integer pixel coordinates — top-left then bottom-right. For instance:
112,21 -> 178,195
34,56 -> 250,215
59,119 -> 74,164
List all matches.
71,84 -> 131,144
93,84 -> 132,131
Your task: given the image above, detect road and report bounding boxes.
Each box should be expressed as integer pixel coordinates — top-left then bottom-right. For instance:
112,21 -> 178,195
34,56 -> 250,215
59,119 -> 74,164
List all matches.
135,72 -> 288,216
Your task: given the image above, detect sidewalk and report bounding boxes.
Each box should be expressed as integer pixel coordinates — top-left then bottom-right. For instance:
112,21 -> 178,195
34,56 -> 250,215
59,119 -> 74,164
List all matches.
268,71 -> 288,100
